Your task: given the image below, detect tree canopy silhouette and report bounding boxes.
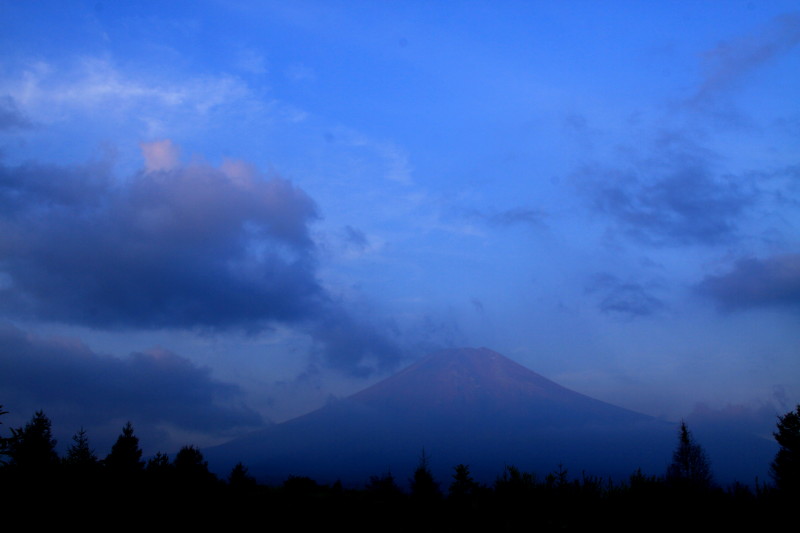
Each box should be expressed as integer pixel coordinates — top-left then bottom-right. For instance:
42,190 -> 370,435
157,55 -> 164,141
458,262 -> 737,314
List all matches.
0,405 -> 9,465
228,462 -> 257,491
770,404 -> 800,494
174,445 -> 217,488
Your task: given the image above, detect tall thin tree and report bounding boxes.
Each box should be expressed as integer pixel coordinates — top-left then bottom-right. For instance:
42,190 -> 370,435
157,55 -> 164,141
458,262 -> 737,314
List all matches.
666,420 -> 713,490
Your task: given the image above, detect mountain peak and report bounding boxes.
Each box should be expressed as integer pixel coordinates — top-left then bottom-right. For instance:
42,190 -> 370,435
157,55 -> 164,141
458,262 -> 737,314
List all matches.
349,347 -> 621,420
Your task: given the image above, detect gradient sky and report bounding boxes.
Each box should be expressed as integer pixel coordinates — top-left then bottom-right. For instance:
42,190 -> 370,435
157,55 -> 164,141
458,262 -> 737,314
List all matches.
1,1 -> 798,455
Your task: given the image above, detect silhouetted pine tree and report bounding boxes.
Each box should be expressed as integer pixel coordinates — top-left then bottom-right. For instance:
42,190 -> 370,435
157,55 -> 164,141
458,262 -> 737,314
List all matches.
146,451 -> 170,470
666,421 -> 713,491
0,405 -> 9,466
228,462 -> 257,491
7,410 -> 59,472
449,463 -> 480,500
366,471 -> 402,498
65,427 -> 97,467
494,465 -> 536,497
770,404 -> 800,495
105,422 -> 144,477
410,449 -> 441,501
173,445 -> 217,488
145,451 -> 173,488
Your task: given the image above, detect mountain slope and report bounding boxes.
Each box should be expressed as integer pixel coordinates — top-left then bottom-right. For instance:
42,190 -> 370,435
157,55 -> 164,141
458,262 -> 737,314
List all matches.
350,347 -> 653,425
206,347 -> 772,486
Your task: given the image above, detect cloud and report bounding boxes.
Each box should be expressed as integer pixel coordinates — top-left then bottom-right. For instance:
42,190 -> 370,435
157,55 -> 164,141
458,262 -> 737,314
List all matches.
577,133 -> 757,246
696,253 -> 800,311
463,206 -> 547,229
141,139 -> 180,172
9,58 -> 252,118
0,95 -> 32,130
343,225 -> 370,251
310,310 -> 404,378
686,401 -> 780,438
585,273 -> 665,318
693,12 -> 800,103
0,141 -> 321,330
0,322 -> 263,434
0,141 -> 407,376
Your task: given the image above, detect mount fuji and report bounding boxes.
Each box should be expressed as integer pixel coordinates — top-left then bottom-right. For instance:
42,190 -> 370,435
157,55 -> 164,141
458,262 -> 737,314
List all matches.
206,347 -> 773,486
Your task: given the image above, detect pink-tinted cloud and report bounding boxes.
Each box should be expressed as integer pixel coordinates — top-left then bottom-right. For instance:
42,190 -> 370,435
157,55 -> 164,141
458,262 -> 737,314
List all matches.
141,139 -> 180,172
0,141 -> 320,330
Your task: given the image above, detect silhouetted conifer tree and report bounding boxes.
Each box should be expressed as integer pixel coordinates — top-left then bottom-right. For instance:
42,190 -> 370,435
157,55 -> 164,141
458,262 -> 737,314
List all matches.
410,449 -> 441,500
494,465 -> 536,496
145,451 -> 172,484
65,427 -> 97,467
666,421 -> 713,490
146,451 -> 170,472
449,463 -> 480,499
7,410 -> 59,472
62,426 -> 101,495
366,471 -> 402,498
105,422 -> 144,475
174,445 -> 217,488
282,475 -> 322,496
228,462 -> 257,490
0,405 -> 9,465
770,404 -> 800,494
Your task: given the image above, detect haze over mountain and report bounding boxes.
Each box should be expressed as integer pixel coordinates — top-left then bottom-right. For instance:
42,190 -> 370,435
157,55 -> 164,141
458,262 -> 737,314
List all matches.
207,347 -> 773,487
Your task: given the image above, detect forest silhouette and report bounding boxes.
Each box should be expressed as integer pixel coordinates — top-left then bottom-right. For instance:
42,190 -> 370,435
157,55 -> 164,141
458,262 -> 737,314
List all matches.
1,404 -> 798,529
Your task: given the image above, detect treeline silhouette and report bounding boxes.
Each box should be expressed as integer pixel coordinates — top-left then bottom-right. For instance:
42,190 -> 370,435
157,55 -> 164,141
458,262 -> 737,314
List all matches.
1,404 -> 797,529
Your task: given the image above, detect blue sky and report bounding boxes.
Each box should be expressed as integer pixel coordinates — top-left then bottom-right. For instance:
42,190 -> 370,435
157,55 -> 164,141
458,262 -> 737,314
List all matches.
1,1 -> 798,454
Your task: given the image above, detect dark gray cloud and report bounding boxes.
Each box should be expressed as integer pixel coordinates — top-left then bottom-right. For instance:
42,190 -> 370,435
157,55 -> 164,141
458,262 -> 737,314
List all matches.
585,273 -> 665,318
696,253 -> 800,311
578,134 -> 757,246
0,95 -> 32,130
0,154 -> 322,330
692,12 -> 800,104
0,322 -> 263,433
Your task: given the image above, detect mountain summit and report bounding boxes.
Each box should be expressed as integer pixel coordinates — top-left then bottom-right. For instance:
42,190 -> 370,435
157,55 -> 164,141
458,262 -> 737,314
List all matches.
208,347 -> 679,485
350,347 -> 652,425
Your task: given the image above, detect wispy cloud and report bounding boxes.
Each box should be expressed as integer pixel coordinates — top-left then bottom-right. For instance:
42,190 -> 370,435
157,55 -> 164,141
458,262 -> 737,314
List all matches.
343,225 -> 370,251
462,206 -> 547,229
577,132 -> 758,246
0,95 -> 32,130
692,12 -> 800,104
585,273 -> 665,318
